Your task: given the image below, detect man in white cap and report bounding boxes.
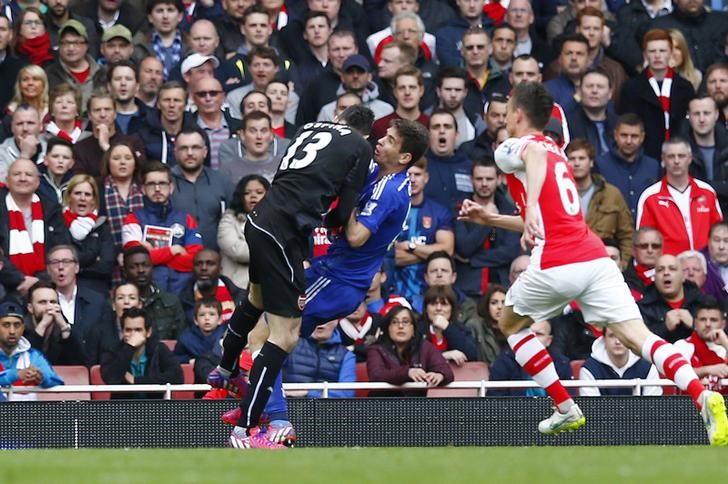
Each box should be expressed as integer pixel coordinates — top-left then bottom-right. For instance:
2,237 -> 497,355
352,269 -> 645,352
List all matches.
181,52 -> 220,112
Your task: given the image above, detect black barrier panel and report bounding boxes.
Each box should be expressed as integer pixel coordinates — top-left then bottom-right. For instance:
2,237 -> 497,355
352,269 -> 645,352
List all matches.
0,397 -> 713,448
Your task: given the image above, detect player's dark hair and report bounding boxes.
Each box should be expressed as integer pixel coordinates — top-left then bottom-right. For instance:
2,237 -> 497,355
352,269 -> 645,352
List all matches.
616,113 -> 644,131
120,306 -> 151,329
477,284 -> 507,324
240,90 -> 272,114
304,10 -> 331,28
392,118 -> 429,166
694,296 -> 724,318
112,280 -> 140,298
141,160 -> 173,182
437,66 -> 468,88
422,285 -> 459,325
28,280 -> 58,303
509,81 -> 553,131
147,0 -> 184,14
123,245 -> 152,264
709,221 -> 728,238
471,155 -> 501,175
230,174 -> 270,215
242,110 -> 272,130
602,238 -> 619,250
377,305 -> 425,362
338,105 -> 375,137
557,33 -> 589,54
425,250 -> 455,272
195,297 -> 222,317
108,60 -> 139,82
46,136 -> 75,157
243,4 -> 269,22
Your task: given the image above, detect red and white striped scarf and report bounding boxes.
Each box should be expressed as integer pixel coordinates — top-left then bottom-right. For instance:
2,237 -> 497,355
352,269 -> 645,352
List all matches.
46,120 -> 83,143
194,279 -> 235,323
63,207 -> 98,241
7,193 -> 45,276
646,67 -> 673,141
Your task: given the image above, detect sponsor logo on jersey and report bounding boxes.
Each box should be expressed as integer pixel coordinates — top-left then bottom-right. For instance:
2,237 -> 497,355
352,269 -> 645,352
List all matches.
422,216 -> 432,229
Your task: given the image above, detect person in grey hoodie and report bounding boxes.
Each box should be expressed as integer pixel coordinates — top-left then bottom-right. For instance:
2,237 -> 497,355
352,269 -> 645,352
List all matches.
217,111 -> 289,185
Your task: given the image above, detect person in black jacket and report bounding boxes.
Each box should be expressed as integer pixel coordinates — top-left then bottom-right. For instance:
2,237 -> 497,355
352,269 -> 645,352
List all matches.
0,159 -> 71,298
101,306 -> 183,399
638,254 -> 708,343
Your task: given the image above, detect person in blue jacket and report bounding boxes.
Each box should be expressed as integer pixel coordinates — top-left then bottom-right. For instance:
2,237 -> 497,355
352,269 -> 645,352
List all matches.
0,301 -> 63,401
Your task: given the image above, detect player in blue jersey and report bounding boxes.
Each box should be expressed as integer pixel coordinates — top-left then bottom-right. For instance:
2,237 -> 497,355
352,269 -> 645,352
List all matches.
213,115 -> 430,449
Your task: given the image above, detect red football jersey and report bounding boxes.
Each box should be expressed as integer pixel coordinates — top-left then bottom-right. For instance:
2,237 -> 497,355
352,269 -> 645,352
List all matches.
496,133 -> 607,269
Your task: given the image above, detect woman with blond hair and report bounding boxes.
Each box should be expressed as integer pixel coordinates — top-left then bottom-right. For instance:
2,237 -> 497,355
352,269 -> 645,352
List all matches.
4,64 -> 49,127
669,29 -> 702,91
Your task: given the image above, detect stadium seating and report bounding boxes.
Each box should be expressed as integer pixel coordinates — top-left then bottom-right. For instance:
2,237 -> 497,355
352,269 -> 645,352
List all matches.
161,340 -> 177,352
38,365 -> 91,401
89,365 -> 111,401
426,361 -> 490,397
355,362 -> 369,398
570,359 -> 585,379
172,363 -> 196,400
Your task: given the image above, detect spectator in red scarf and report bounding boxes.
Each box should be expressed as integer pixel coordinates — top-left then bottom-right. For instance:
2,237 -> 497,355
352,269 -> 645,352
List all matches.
624,227 -> 663,297
675,297 -> 728,393
13,7 -> 54,67
0,158 -> 70,297
45,83 -> 86,144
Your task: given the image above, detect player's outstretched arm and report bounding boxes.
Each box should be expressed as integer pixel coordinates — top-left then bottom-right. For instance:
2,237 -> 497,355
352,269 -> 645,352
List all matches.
458,199 -> 525,232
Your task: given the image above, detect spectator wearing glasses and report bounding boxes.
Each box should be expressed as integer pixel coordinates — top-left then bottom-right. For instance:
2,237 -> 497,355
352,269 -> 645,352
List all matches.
366,305 -> 454,396
45,20 -> 99,114
43,246 -> 114,365
122,161 -> 204,294
191,76 -> 240,170
624,227 -> 664,297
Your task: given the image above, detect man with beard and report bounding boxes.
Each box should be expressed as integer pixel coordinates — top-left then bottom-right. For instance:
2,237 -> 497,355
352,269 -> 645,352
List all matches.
170,128 -> 233,250
179,249 -> 245,325
45,0 -> 99,57
136,56 -> 165,108
122,245 -> 187,339
706,63 -> 728,129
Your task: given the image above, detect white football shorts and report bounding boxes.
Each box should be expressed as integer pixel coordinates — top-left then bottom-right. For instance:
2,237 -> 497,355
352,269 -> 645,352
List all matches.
505,257 -> 642,325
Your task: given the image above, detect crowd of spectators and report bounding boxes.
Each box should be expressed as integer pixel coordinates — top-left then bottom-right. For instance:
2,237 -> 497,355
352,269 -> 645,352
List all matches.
2,0 -> 728,399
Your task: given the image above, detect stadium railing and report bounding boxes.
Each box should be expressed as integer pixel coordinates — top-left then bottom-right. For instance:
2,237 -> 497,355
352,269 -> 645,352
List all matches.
3,378 -> 727,400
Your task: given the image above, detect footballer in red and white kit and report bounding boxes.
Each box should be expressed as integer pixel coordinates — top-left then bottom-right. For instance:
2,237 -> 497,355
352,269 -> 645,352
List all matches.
495,133 -> 641,324
459,82 -> 728,444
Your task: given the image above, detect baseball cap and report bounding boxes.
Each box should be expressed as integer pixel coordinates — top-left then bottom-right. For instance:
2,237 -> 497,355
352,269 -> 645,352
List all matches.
342,54 -> 371,73
0,301 -> 25,322
101,24 -> 132,43
59,19 -> 88,41
180,53 -> 220,76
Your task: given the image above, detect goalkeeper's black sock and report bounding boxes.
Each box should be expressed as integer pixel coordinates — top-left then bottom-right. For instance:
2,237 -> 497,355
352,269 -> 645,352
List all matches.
237,341 -> 289,430
219,299 -> 263,373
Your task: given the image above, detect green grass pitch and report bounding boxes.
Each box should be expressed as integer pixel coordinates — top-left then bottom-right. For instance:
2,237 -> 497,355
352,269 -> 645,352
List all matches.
2,447 -> 725,483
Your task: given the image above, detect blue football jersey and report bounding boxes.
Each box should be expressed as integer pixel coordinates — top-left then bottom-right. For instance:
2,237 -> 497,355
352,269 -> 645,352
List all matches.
320,169 -> 411,289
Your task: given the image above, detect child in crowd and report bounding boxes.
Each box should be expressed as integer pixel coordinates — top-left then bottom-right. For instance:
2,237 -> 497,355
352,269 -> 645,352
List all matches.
174,298 -> 226,364
39,137 -> 75,203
